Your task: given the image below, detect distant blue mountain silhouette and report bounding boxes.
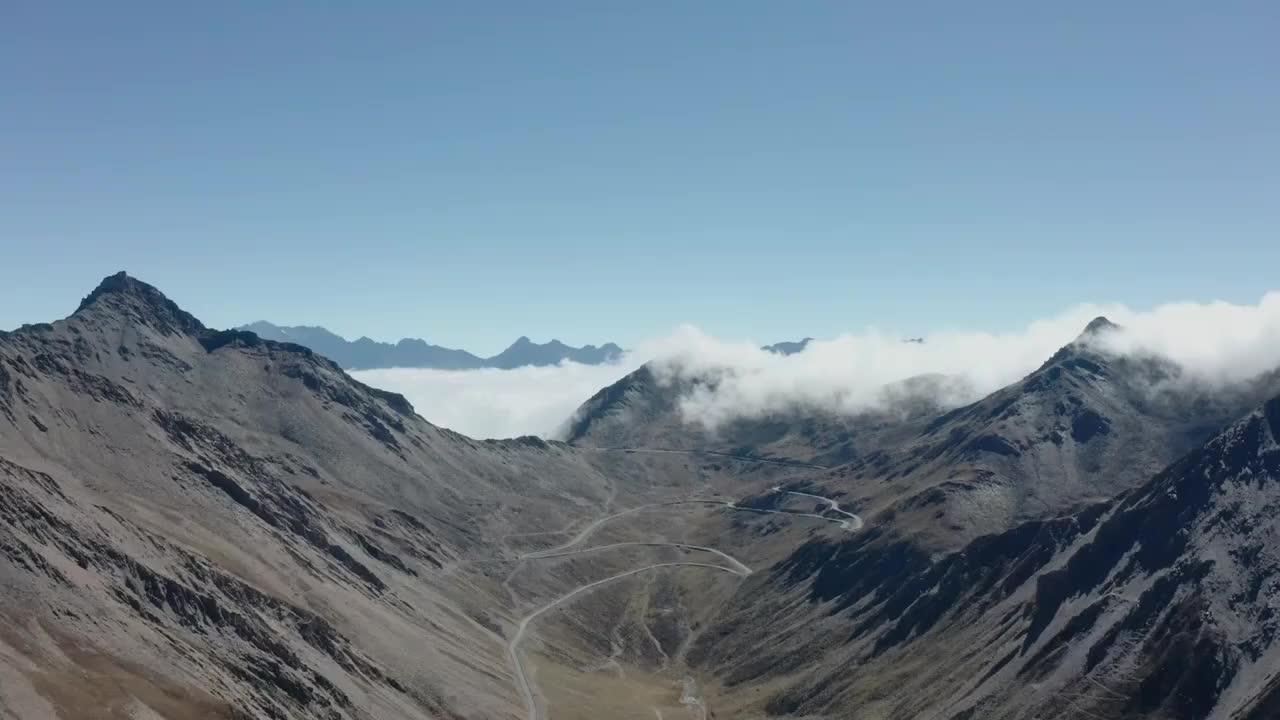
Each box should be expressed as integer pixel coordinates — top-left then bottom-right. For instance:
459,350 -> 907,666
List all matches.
238,321 -> 623,370
762,337 -> 813,355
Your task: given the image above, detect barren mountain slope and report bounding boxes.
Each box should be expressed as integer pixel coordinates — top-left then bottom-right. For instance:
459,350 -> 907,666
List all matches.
557,319 -> 1280,719
690,393 -> 1280,720
0,273 -> 681,720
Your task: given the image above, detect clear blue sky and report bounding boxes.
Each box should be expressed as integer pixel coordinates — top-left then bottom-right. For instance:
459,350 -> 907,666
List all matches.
3,2 -> 1277,355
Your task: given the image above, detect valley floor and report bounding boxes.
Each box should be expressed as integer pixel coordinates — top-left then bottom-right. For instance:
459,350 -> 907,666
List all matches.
500,451 -> 858,720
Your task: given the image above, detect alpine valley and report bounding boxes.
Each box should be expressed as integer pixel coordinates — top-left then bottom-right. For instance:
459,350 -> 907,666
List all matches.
4,273 -> 1280,720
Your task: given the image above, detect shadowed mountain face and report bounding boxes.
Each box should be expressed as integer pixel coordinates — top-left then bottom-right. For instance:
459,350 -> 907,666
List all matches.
239,321 -> 622,370
794,321 -> 1277,553
693,394 -> 1280,720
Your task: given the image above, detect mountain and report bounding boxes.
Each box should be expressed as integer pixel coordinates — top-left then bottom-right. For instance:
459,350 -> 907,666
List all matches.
689,391 -> 1280,720
763,338 -> 814,355
821,317 -> 1280,550
560,364 -> 879,467
566,317 -> 1280,550
239,320 -> 622,370
486,336 -> 624,370
0,273 -> 657,719
554,325 -> 1280,718
241,321 -> 486,370
556,315 -> 1280,718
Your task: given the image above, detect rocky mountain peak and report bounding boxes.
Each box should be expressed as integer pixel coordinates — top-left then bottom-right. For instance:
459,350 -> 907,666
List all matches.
74,271 -> 205,337
1079,315 -> 1120,339
1030,316 -> 1123,378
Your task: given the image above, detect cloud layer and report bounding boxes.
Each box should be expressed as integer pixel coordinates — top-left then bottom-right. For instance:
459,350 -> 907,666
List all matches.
351,361 -> 638,439
354,293 -> 1280,439
652,293 -> 1280,428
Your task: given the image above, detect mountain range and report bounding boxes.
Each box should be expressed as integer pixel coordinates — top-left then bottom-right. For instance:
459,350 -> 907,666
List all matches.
5,272 -> 1280,719
238,320 -> 624,370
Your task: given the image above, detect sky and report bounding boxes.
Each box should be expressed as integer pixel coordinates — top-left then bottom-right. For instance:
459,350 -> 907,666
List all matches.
3,1 -> 1279,355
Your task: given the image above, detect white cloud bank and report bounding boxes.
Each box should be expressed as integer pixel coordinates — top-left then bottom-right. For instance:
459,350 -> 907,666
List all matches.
351,361 -> 639,439
354,293 -> 1280,439
652,293 -> 1280,428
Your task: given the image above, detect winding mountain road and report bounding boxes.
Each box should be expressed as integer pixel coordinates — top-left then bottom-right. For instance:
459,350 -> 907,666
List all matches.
770,486 -> 864,531
722,501 -> 857,530
524,541 -> 753,575
519,494 -> 854,563
508,561 -> 751,720
584,446 -> 831,470
506,481 -> 861,720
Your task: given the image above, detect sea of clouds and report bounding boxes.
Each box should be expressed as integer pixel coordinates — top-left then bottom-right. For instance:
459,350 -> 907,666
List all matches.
353,293 -> 1280,440
351,361 -> 638,440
